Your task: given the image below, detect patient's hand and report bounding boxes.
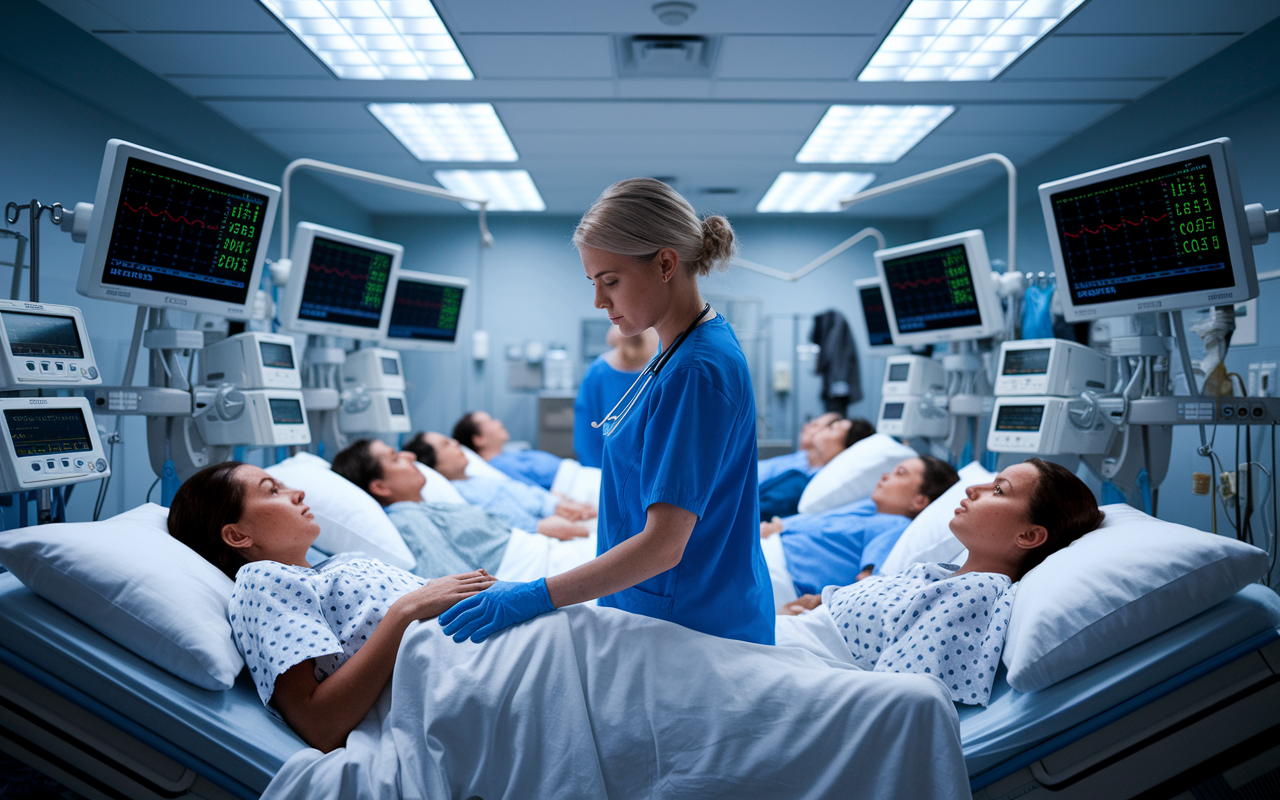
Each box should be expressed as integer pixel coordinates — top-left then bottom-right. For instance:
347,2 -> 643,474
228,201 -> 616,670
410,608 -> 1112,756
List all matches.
392,569 -> 497,621
779,594 -> 822,616
555,499 -> 597,522
537,515 -> 591,540
856,566 -> 874,581
760,518 -> 785,538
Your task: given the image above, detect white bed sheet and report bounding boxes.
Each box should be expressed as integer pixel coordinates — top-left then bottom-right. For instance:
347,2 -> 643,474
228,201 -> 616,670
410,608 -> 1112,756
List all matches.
264,604 -> 971,800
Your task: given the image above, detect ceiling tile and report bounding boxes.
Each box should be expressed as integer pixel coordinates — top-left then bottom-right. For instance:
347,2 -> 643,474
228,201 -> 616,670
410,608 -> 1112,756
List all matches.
717,36 -> 876,80
904,132 -> 1073,166
1003,34 -> 1240,81
95,32 -> 330,77
205,100 -> 384,132
940,103 -> 1124,133
496,101 -> 825,133
82,0 -> 282,31
512,131 -> 806,159
36,0 -> 127,31
253,131 -> 410,160
1058,0 -> 1280,35
456,34 -> 614,79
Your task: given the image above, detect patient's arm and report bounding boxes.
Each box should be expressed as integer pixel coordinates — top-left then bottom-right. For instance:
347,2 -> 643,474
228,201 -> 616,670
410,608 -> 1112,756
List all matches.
271,570 -> 495,753
537,515 -> 590,540
779,594 -> 822,616
554,499 -> 597,521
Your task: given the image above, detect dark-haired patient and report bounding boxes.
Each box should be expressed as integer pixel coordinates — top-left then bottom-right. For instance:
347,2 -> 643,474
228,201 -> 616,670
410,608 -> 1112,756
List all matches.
778,458 -> 1103,706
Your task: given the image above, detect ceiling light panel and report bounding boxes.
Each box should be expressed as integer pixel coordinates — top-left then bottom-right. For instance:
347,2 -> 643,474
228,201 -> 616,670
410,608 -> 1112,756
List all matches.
434,170 -> 546,212
757,172 -> 877,213
796,105 -> 954,164
859,0 -> 1086,82
260,0 -> 473,80
370,103 -> 518,162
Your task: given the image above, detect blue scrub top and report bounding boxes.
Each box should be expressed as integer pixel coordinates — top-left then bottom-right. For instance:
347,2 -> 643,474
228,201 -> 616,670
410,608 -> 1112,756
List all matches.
757,450 -> 815,484
574,355 -> 642,468
489,449 -> 562,489
597,314 -> 774,645
778,498 -> 910,596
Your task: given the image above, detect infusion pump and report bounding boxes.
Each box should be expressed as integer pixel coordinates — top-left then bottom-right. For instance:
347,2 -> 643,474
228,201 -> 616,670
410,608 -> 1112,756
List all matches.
339,390 -> 411,435
987,396 -> 1113,456
339,348 -> 410,435
197,390 -> 311,447
994,339 -> 1109,397
882,355 -> 945,398
0,397 -> 109,493
0,299 -> 102,389
877,396 -> 949,439
343,347 -> 405,392
202,332 -> 302,390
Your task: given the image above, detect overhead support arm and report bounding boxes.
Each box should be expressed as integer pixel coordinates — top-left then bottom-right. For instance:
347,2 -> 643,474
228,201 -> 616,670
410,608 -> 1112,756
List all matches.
839,153 -> 1018,274
279,158 -> 493,261
732,227 -> 886,282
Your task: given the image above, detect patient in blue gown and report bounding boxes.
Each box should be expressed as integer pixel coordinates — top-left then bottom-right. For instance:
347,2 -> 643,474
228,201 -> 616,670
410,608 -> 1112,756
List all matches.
452,410 -> 563,490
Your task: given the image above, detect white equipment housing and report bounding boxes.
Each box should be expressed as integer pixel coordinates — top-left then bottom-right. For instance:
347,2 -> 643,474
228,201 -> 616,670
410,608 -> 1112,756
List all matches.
0,300 -> 102,389
987,396 -> 1113,455
0,397 -> 109,492
201,332 -> 301,390
339,389 -> 411,435
343,347 -> 405,392
877,396 -> 949,438
882,355 -> 946,398
196,390 -> 310,447
994,339 -> 1110,397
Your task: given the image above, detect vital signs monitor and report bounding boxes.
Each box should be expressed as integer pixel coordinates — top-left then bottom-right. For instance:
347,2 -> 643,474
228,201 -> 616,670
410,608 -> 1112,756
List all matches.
0,397 -> 109,493
853,277 -> 903,354
201,332 -> 302,391
994,339 -> 1109,397
1039,137 -> 1258,322
0,300 -> 102,389
987,396 -> 1113,456
76,139 -> 280,319
383,270 -> 468,352
279,222 -> 402,341
874,230 -> 1002,347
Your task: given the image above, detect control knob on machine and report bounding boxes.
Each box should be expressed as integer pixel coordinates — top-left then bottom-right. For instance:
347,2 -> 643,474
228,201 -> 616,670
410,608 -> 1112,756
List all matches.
341,385 -> 372,414
213,384 -> 246,421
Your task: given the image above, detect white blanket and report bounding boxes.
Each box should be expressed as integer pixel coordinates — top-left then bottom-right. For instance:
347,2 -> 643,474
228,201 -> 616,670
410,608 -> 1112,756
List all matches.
264,605 -> 970,800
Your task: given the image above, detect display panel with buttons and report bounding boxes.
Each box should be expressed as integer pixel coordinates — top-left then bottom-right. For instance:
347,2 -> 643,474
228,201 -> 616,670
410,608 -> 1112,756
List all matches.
0,300 -> 103,389
0,397 -> 110,492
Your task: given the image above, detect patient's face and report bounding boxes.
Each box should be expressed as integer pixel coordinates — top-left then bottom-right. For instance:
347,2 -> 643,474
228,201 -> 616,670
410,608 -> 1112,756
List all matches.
811,418 -> 852,465
230,465 -> 320,562
949,463 -> 1038,556
870,457 -> 926,516
582,245 -> 666,338
369,440 -> 426,500
799,412 -> 840,450
472,411 -> 510,450
425,432 -> 468,479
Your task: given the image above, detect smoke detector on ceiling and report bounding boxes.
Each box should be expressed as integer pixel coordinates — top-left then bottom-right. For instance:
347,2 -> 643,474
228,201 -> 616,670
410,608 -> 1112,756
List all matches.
652,2 -> 696,26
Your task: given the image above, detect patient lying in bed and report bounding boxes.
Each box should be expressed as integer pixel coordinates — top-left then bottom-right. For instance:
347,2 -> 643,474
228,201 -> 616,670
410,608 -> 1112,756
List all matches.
779,458 -> 1104,707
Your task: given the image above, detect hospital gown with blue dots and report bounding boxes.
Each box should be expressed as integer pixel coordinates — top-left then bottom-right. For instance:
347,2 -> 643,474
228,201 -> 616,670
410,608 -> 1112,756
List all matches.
821,563 -> 1015,706
228,554 -> 427,714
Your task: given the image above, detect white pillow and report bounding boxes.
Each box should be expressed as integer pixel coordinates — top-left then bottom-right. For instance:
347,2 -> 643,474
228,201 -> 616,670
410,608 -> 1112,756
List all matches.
462,445 -> 511,481
1003,503 -> 1268,693
418,462 -> 466,505
0,504 -> 242,691
551,459 -> 602,506
797,434 -> 917,515
266,454 -> 416,570
879,461 -> 992,575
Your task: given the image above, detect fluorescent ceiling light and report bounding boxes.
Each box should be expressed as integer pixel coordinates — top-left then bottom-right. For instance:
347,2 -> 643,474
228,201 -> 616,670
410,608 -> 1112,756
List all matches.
859,0 -> 1086,82
434,170 -> 546,212
796,105 -> 954,164
260,0 -> 472,80
757,172 -> 877,213
370,103 -> 518,162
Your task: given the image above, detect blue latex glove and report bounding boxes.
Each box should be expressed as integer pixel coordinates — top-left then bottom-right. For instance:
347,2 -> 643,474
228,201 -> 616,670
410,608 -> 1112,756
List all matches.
439,578 -> 555,643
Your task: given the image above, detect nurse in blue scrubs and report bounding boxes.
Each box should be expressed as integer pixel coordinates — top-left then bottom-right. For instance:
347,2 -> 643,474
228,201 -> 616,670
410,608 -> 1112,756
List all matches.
440,178 -> 775,646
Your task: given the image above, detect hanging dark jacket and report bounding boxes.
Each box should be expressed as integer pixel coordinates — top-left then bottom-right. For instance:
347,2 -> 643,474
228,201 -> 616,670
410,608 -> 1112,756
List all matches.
811,309 -> 862,412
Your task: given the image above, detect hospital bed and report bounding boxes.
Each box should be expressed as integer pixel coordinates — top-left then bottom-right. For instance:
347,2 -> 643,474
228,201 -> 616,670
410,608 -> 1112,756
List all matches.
1,560 -> 1277,800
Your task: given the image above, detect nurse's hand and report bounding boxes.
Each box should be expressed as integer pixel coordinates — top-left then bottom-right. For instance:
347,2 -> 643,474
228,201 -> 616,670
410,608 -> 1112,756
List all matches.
537,515 -> 590,540
439,579 -> 555,643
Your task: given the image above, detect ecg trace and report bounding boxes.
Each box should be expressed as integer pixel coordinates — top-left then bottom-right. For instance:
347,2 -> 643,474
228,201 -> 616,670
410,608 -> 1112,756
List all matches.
120,200 -> 221,231
1062,212 -> 1168,239
389,282 -> 463,340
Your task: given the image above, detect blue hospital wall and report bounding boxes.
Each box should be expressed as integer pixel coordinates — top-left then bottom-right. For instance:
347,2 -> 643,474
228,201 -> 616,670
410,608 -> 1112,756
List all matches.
370,214 -> 928,450
0,2 -> 372,527
925,15 -> 1280,532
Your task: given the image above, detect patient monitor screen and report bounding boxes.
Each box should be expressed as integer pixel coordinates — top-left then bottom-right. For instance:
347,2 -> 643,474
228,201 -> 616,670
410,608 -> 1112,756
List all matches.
1048,155 -> 1235,306
1002,348 -> 1051,376
881,244 -> 982,334
298,237 -> 394,330
388,396 -> 406,416
5,408 -> 94,456
887,363 -> 910,382
2,311 -> 84,358
381,357 -> 400,375
858,284 -> 894,347
101,158 -> 268,305
269,398 -> 305,425
882,402 -> 905,420
388,279 -> 464,343
258,341 -> 295,370
994,405 -> 1045,432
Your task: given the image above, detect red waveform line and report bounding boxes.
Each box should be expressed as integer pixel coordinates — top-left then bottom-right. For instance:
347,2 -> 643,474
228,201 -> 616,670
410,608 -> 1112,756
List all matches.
395,296 -> 447,310
308,262 -> 372,282
1063,212 -> 1168,239
890,275 -> 950,290
121,200 -> 220,231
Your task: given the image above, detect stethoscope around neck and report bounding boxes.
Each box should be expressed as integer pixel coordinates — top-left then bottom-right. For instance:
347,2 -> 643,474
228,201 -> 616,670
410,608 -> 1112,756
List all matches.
592,303 -> 712,435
